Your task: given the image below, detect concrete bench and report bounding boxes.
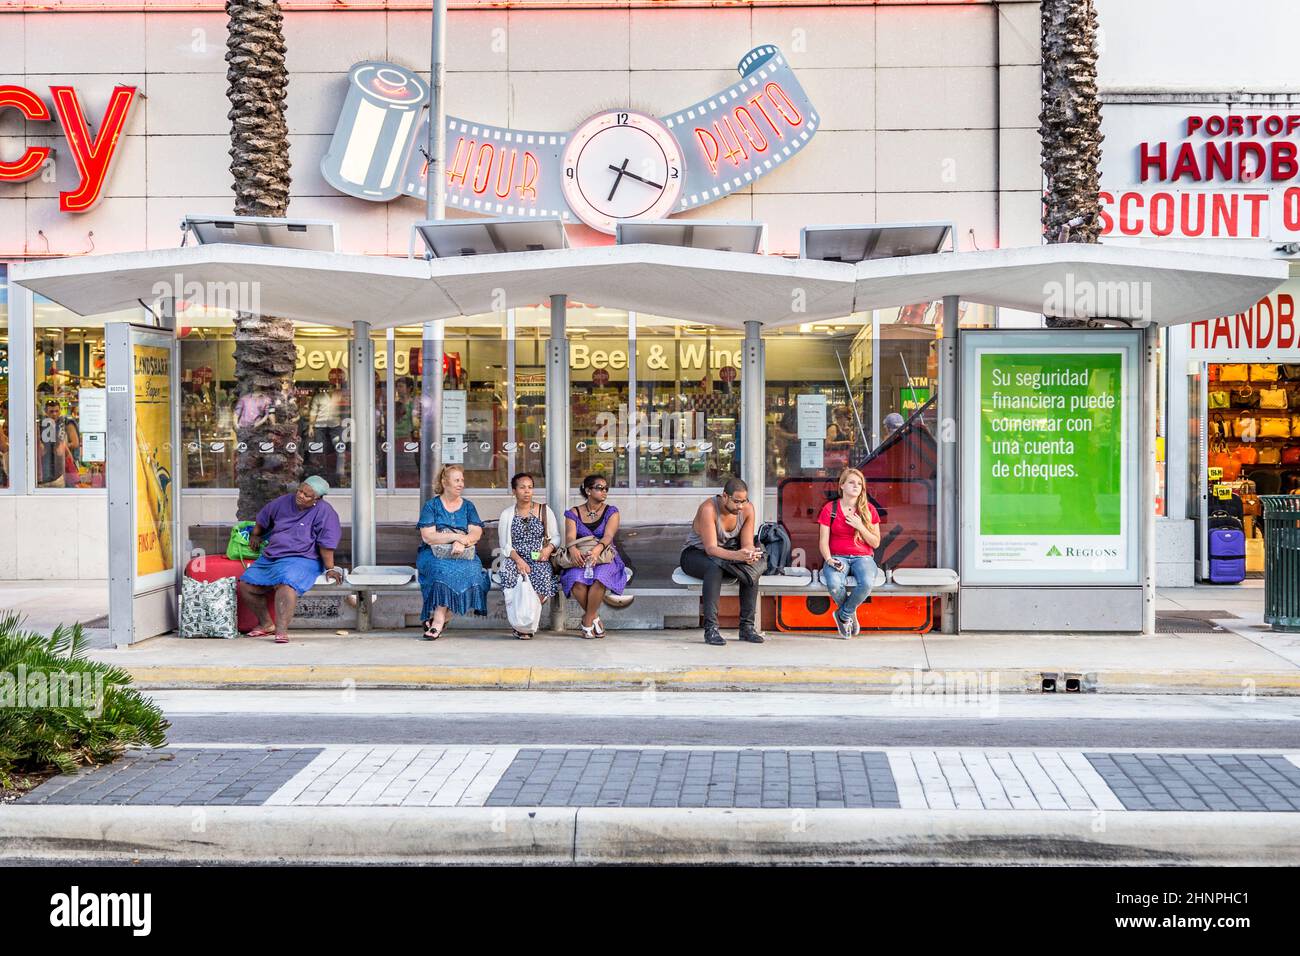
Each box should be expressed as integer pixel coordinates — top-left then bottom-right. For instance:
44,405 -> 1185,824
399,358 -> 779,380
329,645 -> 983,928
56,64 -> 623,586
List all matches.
671,565 -> 959,632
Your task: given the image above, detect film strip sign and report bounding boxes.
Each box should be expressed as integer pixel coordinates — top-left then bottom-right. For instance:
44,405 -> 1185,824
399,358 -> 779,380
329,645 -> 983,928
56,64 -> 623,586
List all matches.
403,117 -> 571,220
321,46 -> 818,223
664,45 -> 820,211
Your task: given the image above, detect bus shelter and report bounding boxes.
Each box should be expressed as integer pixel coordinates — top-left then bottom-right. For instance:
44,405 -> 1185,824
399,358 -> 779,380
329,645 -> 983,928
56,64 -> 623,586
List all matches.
10,220 -> 1286,643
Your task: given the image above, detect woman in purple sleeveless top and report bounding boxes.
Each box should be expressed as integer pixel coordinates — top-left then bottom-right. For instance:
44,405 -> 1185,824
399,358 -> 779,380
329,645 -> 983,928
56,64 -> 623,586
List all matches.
560,474 -> 628,639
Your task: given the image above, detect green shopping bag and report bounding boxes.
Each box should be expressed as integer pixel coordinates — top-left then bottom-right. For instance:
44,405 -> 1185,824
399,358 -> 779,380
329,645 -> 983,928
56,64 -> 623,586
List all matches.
226,521 -> 261,560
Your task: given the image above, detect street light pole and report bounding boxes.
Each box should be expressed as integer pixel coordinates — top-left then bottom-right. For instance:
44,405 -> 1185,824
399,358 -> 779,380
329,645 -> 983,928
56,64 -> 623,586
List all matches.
420,0 -> 447,502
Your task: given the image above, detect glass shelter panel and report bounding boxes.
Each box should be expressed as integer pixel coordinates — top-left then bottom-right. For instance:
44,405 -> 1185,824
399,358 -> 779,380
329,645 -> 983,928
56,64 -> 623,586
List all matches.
635,314 -> 741,489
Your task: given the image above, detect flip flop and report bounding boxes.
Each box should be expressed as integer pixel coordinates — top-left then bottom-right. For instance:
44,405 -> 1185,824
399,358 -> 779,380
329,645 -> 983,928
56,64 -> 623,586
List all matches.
247,627 -> 274,638
273,633 -> 290,644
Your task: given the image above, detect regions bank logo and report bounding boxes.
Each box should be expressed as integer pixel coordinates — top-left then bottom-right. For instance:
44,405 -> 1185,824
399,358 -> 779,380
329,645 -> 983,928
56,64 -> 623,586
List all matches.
1046,545 -> 1063,557
321,46 -> 819,234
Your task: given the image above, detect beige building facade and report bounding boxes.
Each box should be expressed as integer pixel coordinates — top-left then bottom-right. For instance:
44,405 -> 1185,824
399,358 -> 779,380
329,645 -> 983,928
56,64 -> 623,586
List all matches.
0,0 -> 1045,580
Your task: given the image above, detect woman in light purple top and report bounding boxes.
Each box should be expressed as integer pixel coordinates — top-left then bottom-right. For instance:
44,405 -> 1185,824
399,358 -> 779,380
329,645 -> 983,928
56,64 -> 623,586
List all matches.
237,476 -> 344,643
559,474 -> 627,639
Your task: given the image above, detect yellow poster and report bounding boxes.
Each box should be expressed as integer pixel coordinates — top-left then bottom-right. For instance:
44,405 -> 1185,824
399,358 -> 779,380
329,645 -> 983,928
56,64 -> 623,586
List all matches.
134,344 -> 173,577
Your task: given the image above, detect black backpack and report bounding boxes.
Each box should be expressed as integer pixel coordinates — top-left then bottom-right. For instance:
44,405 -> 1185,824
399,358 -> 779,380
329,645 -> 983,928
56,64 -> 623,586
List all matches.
757,521 -> 792,575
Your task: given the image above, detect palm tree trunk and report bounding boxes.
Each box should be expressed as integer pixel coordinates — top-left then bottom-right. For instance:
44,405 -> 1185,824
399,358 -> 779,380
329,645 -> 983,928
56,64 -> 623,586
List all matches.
1040,0 -> 1105,327
226,0 -> 300,519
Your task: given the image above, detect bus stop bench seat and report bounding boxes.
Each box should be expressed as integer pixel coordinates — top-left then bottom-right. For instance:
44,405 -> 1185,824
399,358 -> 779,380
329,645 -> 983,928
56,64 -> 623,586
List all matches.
670,566 -> 959,597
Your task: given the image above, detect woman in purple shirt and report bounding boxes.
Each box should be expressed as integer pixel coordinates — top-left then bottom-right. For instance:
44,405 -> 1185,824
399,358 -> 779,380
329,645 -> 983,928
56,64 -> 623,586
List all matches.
237,476 -> 344,643
559,474 -> 628,639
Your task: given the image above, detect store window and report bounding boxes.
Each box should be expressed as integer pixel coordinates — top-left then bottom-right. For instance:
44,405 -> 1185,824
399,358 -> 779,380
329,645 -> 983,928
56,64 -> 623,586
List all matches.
0,266 -> 9,490
392,320 -> 510,490
33,297 -> 116,489
636,315 -> 741,489
568,307 -> 630,490
179,319 -> 385,491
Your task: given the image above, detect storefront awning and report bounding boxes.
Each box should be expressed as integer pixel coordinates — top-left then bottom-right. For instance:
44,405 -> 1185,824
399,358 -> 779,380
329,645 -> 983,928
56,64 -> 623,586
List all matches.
10,238 -> 1286,329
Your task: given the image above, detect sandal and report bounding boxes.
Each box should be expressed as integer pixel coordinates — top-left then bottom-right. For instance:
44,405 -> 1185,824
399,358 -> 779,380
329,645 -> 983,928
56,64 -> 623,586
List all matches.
247,626 -> 274,638
513,629 -> 533,640
273,633 -> 290,644
422,618 -> 442,641
579,623 -> 599,640
592,616 -> 606,637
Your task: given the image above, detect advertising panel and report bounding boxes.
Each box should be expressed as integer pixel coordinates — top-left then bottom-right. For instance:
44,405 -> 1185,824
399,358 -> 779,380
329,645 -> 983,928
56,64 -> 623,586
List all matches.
133,344 -> 175,582
960,331 -> 1141,586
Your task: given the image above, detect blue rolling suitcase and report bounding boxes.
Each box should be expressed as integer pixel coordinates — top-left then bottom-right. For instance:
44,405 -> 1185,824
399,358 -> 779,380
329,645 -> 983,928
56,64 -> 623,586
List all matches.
1208,528 -> 1246,584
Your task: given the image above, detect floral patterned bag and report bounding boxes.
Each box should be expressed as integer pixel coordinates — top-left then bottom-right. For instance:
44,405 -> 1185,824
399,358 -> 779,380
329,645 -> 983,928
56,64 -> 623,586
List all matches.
179,575 -> 239,639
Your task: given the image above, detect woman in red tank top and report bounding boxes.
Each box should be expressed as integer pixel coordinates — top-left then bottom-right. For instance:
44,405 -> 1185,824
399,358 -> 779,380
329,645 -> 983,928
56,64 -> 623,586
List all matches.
817,467 -> 882,638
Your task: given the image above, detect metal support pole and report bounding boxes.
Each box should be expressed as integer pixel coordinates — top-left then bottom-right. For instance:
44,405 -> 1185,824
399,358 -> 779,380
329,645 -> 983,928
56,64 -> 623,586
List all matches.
419,320 -> 443,501
426,0 -> 447,220
937,295 -> 960,634
546,295 -> 570,631
1142,323 -> 1158,636
741,319 -> 765,525
9,281 -> 32,495
1164,323 -> 1190,521
351,321 -> 376,570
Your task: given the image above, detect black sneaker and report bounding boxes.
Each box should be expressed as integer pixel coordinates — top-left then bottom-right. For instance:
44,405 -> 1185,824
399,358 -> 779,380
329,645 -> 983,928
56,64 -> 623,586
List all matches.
738,627 -> 765,644
704,626 -> 726,646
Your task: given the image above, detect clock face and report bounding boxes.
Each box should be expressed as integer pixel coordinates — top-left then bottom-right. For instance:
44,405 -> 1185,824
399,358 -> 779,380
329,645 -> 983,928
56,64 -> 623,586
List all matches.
561,110 -> 685,234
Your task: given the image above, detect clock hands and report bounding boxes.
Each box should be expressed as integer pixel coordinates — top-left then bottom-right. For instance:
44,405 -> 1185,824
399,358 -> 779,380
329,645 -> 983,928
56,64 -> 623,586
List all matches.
607,158 -> 629,202
608,162 -> 664,191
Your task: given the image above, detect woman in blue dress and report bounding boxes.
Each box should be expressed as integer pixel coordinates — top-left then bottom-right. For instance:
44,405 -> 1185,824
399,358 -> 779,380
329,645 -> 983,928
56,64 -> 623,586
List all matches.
559,474 -> 628,639
416,464 -> 491,640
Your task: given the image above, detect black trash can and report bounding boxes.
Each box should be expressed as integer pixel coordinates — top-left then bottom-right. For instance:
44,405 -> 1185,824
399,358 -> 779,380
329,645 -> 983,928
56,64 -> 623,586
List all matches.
1260,495 -> 1300,632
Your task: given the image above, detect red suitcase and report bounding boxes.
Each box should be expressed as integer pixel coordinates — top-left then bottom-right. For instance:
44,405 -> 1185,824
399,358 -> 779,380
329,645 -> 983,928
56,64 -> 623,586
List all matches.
184,555 -> 269,633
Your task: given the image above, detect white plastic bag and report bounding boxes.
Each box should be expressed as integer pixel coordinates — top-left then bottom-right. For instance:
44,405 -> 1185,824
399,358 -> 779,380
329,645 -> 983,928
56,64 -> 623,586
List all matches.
504,579 -> 542,634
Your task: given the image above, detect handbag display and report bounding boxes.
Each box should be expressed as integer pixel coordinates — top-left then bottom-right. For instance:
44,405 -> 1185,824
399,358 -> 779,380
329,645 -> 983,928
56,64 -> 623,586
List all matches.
1284,447 -> 1300,466
553,535 -> 618,570
1260,387 -> 1289,409
1219,364 -> 1248,383
1242,494 -> 1262,518
1236,444 -> 1258,466
1209,442 -> 1242,481
1258,446 -> 1282,465
1260,417 -> 1290,439
1208,389 -> 1231,409
1251,363 -> 1280,382
1232,385 -> 1258,407
1234,414 -> 1257,439
1283,364 -> 1300,380
1211,415 -> 1232,439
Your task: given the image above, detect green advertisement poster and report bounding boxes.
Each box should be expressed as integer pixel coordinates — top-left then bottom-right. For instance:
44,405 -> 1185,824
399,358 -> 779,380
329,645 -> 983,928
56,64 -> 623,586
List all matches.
961,333 -> 1138,585
979,351 -> 1124,536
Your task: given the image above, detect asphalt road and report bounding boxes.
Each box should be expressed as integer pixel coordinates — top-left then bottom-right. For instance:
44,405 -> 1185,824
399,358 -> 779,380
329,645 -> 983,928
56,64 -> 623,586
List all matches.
153,690 -> 1300,749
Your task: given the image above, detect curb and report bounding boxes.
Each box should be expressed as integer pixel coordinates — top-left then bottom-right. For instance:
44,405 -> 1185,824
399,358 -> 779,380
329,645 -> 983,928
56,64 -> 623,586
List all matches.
3,806 -> 1298,865
112,664 -> 1300,695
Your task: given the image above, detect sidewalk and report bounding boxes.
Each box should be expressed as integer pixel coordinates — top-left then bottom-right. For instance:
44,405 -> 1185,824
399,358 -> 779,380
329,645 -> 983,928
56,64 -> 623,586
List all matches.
5,581 -> 1300,694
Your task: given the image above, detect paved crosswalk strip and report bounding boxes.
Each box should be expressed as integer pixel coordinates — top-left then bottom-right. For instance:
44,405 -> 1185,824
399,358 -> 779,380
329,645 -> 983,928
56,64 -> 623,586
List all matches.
20,746 -> 1300,810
